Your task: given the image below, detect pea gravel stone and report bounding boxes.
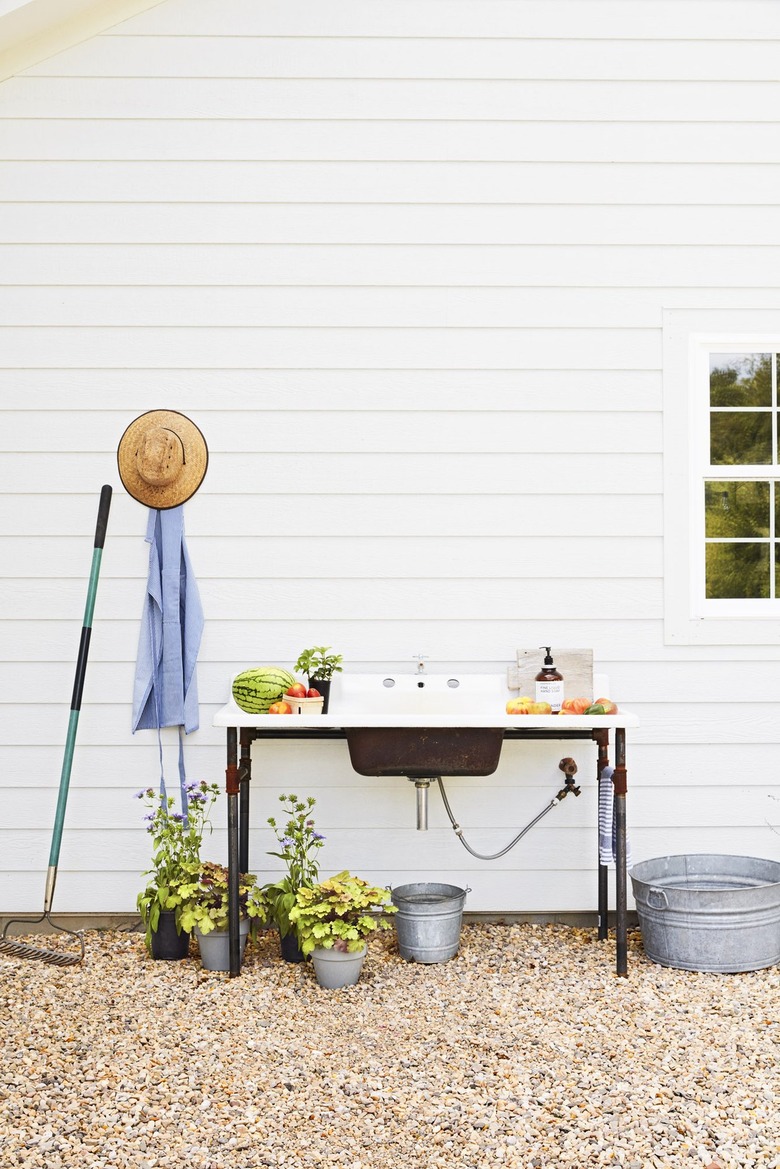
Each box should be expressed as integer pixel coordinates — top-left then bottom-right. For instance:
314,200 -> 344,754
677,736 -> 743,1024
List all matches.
1,924 -> 778,1168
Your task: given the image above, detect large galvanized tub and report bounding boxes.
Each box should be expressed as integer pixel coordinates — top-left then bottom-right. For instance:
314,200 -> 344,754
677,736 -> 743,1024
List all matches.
630,854 -> 780,973
391,882 -> 468,963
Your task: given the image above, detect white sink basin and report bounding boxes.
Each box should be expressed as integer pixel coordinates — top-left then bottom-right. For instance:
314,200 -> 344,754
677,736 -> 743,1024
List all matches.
338,671 -> 508,720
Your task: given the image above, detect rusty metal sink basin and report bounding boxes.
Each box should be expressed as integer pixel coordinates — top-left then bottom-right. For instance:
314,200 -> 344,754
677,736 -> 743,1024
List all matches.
340,673 -> 507,778
344,725 -> 504,778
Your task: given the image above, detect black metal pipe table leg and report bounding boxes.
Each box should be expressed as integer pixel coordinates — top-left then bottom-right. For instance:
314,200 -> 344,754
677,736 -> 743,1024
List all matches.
226,727 -> 242,977
239,729 -> 252,875
614,727 -> 628,977
598,863 -> 609,940
594,730 -> 610,941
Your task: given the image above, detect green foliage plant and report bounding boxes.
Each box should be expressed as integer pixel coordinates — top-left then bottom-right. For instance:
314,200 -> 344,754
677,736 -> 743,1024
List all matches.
264,794 -> 326,938
178,860 -> 267,937
293,645 -> 343,682
135,779 -> 222,951
288,871 -> 397,956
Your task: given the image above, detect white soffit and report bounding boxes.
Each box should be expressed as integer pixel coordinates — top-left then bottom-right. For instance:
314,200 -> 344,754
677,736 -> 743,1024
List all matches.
0,0 -> 166,81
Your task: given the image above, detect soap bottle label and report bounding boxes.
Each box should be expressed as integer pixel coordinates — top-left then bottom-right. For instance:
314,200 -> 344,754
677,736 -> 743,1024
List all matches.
536,679 -> 564,712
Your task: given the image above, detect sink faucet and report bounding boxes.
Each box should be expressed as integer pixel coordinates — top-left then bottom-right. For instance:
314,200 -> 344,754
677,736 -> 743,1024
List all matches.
413,654 -> 428,674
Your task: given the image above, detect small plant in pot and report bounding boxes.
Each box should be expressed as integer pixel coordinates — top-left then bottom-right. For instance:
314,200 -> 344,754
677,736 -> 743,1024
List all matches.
135,779 -> 222,960
288,871 -> 397,988
293,646 -> 343,713
178,861 -> 267,971
264,793 -> 325,962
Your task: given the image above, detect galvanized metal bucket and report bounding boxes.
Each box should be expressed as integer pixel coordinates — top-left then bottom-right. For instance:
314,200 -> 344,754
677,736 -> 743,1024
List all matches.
630,854 -> 780,973
390,882 -> 469,964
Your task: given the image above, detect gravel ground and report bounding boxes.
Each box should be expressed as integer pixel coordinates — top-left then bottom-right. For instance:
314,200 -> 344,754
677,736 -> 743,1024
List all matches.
1,923 -> 778,1169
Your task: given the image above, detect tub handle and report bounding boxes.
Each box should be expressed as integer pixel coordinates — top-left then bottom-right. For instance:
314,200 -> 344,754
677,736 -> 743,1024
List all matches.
647,887 -> 669,910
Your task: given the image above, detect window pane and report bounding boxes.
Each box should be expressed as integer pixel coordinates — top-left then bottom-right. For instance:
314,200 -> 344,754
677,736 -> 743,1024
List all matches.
709,353 -> 771,406
710,412 -> 772,464
706,543 -> 770,598
705,480 -> 770,537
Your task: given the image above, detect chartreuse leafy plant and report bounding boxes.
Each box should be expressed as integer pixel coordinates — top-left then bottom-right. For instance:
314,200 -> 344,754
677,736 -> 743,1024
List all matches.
288,871 -> 397,956
135,780 -> 222,951
264,794 -> 326,939
178,861 -> 267,937
293,646 -> 343,682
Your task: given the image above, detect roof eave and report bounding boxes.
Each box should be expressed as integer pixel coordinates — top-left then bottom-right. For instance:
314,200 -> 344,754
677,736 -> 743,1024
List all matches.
0,0 -> 166,82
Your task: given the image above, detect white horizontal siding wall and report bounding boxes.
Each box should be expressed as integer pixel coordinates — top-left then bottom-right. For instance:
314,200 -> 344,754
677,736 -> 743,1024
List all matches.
2,0 -> 780,917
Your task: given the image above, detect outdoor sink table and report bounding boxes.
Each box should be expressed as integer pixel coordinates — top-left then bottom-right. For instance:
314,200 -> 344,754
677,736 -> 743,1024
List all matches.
213,697 -> 639,979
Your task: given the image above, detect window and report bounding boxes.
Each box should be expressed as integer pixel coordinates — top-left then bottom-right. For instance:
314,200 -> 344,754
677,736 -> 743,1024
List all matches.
704,350 -> 778,605
663,309 -> 780,645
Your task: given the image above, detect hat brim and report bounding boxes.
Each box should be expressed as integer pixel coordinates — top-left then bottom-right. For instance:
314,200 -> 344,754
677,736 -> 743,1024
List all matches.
117,410 -> 208,509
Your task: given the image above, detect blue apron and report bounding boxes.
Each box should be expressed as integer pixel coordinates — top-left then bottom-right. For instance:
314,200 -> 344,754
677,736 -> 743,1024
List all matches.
132,506 -> 203,813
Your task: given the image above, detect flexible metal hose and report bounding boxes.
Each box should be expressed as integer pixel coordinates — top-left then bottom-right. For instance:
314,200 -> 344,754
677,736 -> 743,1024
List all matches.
436,776 -> 568,861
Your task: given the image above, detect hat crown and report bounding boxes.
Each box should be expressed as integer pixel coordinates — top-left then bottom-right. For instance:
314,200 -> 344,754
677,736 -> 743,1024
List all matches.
117,409 -> 207,509
136,427 -> 184,487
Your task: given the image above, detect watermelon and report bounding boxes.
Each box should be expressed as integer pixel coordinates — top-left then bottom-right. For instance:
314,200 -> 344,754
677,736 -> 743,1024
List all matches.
232,666 -> 298,714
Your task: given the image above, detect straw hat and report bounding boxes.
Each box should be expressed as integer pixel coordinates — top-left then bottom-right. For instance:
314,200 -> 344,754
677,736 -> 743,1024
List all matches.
117,410 -> 208,509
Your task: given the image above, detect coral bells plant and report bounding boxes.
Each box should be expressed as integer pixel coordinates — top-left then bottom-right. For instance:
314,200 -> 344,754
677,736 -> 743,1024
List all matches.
288,871 -> 396,956
264,793 -> 326,939
177,861 -> 266,937
135,780 -> 221,950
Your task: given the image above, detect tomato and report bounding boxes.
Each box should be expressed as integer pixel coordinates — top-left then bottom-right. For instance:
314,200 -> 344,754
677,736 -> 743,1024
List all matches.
268,701 -> 293,714
585,699 -> 618,716
306,688 -> 321,698
285,684 -> 307,698
561,697 -> 591,715
507,697 -> 552,715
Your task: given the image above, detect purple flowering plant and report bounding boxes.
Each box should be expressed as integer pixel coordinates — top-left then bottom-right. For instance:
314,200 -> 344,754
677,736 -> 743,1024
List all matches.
263,794 -> 326,939
135,779 -> 222,950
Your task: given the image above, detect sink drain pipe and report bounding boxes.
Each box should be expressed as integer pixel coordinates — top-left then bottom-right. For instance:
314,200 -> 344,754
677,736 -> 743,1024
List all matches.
435,757 -> 581,861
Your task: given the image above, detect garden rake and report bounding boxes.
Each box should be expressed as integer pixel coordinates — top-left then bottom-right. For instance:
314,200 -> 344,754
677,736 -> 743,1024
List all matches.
0,486 -> 112,967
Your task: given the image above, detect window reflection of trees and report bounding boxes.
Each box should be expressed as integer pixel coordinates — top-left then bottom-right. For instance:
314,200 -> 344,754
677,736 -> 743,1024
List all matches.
705,353 -> 776,599
705,481 -> 769,538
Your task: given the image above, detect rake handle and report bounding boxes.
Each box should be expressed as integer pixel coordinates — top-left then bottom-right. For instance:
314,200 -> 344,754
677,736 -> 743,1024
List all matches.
46,486 -> 112,903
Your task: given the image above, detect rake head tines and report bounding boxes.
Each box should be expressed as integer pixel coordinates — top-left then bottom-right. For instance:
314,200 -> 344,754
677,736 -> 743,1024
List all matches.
0,915 -> 85,967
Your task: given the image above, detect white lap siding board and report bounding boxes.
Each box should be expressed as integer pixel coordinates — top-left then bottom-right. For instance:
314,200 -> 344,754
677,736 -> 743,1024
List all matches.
1,0 -> 779,915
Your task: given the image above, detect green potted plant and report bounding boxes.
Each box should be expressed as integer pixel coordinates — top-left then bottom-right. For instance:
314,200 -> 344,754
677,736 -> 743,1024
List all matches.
135,779 -> 222,960
263,793 -> 326,962
288,871 -> 397,988
178,860 -> 267,971
293,645 -> 343,713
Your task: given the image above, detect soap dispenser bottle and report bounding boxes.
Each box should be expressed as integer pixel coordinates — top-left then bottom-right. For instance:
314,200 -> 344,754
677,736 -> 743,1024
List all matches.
535,647 -> 564,713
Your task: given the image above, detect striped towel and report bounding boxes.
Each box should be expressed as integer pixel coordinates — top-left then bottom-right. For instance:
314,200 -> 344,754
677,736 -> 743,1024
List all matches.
598,766 -> 632,868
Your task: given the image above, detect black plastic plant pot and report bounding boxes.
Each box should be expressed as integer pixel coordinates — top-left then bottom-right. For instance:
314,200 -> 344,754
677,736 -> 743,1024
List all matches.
150,911 -> 191,961
280,931 -> 307,963
308,677 -> 331,713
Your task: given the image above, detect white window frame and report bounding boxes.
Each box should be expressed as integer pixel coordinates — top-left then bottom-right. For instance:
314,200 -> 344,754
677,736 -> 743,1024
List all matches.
663,308 -> 780,645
